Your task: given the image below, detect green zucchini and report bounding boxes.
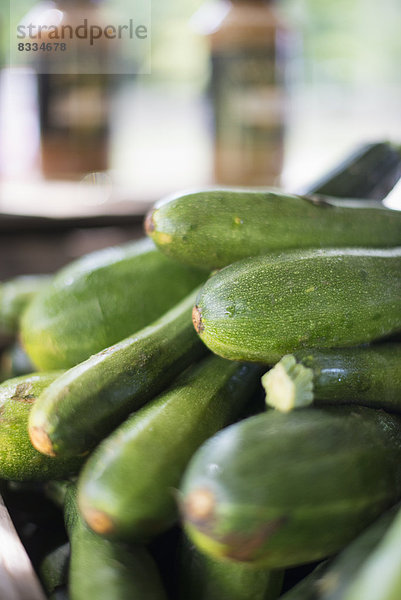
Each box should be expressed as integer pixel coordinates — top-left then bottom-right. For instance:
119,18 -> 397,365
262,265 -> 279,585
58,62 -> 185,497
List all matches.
180,406 -> 401,569
29,290 -> 205,458
262,344 -> 401,413
0,373 -> 83,481
145,191 -> 401,270
193,248 -> 401,363
0,274 -> 51,337
77,355 -> 261,540
148,142 -> 401,272
64,486 -> 168,600
20,238 -> 205,370
179,534 -> 283,600
307,142 -> 401,200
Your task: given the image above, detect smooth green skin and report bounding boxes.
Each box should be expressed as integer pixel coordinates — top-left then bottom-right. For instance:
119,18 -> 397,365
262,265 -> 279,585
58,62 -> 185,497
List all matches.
78,355 -> 261,540
20,238 -> 205,370
180,407 -> 401,569
195,248 -> 401,363
0,274 -> 51,336
149,141 -> 401,273
147,189 -> 401,270
64,487 -> 167,600
342,508 -> 401,600
292,344 -> 401,412
0,373 -> 83,481
29,291 -> 206,457
179,534 -> 283,600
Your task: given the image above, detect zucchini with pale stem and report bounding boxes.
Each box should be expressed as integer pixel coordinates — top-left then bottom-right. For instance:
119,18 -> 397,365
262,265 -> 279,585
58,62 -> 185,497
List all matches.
263,344 -> 401,413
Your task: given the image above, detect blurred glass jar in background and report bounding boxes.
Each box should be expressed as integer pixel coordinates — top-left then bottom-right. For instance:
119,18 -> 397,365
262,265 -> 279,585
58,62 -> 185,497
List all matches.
38,70 -> 110,180
200,0 -> 290,186
24,0 -> 112,179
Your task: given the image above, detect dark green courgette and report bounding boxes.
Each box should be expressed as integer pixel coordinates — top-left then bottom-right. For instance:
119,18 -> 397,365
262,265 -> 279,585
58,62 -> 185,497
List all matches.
262,344 -> 401,413
29,290 -> 205,458
77,355 -> 261,540
193,248 -> 401,363
307,142 -> 401,200
180,407 -> 401,568
64,486 -> 168,600
0,373 -> 83,481
179,534 -> 283,600
146,191 -> 401,270
21,238 -> 205,370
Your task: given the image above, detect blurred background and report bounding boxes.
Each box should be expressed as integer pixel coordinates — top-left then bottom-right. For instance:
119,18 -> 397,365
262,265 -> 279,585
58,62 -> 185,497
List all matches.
0,0 -> 400,275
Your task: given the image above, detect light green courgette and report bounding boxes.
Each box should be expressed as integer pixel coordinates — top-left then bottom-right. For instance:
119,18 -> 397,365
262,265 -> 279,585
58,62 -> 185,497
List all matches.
0,373 -> 83,481
21,238 -> 205,370
194,248 -> 401,363
146,191 -> 401,270
29,290 -> 205,458
77,355 -> 261,540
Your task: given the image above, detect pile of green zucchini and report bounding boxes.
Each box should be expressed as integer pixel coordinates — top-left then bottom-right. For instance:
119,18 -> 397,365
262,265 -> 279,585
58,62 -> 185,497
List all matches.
1,141 -> 401,600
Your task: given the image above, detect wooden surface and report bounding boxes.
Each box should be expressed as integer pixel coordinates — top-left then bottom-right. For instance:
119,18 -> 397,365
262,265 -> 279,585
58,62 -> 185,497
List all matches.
0,495 -> 46,600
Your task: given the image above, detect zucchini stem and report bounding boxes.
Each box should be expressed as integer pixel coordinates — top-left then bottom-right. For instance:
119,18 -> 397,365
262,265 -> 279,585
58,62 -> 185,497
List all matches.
262,355 -> 314,412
